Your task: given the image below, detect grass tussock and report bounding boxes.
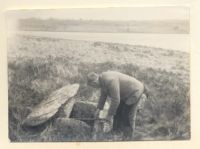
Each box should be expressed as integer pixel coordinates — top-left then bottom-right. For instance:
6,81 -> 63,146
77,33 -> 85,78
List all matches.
8,35 -> 190,141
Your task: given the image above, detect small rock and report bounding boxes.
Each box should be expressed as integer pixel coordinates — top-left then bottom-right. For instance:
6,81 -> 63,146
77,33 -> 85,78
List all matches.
70,101 -> 97,120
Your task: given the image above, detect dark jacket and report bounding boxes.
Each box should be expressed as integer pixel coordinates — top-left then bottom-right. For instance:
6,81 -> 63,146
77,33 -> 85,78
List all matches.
97,71 -> 144,116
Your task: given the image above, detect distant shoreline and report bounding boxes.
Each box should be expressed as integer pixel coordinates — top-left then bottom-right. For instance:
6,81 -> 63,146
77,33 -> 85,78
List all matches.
17,29 -> 190,35
17,19 -> 190,34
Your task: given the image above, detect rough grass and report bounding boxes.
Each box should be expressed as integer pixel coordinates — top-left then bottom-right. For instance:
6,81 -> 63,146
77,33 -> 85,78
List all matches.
8,35 -> 190,142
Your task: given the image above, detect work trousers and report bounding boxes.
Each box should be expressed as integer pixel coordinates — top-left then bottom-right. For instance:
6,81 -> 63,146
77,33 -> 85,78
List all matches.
113,99 -> 141,138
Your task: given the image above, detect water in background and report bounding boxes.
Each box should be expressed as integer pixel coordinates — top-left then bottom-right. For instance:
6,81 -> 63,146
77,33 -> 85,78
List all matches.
10,31 -> 190,53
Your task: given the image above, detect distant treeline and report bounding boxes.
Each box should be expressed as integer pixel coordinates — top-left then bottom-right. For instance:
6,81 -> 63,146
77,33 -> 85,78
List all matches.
18,18 -> 189,34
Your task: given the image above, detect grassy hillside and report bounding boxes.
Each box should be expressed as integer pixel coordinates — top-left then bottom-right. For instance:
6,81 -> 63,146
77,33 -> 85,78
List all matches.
8,35 -> 190,141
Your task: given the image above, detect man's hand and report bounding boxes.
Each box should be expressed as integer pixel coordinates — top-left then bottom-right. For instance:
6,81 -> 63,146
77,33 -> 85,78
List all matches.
105,114 -> 113,122
94,109 -> 100,118
103,115 -> 113,133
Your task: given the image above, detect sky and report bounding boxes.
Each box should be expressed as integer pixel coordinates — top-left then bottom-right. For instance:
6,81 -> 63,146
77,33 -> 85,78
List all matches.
6,7 -> 189,21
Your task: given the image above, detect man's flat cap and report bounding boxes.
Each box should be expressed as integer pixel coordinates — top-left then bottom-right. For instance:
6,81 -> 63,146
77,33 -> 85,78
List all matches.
87,72 -> 99,83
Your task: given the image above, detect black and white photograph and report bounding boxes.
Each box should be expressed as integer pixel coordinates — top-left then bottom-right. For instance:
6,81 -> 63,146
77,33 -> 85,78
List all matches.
6,7 -> 190,142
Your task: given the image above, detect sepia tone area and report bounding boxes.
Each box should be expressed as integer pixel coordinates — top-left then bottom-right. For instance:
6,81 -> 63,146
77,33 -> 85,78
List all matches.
7,7 -> 190,142
8,35 -> 190,141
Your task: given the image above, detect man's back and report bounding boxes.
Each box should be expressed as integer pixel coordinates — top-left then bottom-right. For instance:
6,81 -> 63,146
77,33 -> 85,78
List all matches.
100,71 -> 144,100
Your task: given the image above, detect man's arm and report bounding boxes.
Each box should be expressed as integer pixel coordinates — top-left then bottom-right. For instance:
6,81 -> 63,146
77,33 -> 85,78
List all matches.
107,79 -> 120,116
97,88 -> 107,110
